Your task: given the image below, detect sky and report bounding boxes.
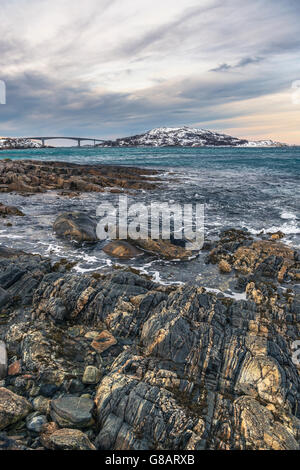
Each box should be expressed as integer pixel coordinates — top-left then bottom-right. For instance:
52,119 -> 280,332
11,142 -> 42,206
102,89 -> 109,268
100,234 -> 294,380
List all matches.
0,0 -> 300,144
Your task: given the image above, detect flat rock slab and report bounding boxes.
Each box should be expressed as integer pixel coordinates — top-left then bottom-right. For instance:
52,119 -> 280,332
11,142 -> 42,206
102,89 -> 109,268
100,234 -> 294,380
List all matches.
51,396 -> 94,428
0,387 -> 32,430
0,341 -> 7,379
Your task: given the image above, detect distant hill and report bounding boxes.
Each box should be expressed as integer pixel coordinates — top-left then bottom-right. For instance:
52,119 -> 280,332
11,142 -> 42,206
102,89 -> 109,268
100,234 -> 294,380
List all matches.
0,138 -> 44,150
97,126 -> 288,148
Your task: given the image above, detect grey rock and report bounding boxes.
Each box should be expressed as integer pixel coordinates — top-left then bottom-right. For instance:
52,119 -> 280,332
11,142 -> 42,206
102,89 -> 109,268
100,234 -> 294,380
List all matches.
26,414 -> 48,433
0,341 -> 7,379
0,286 -> 9,309
53,212 -> 97,243
51,396 -> 94,428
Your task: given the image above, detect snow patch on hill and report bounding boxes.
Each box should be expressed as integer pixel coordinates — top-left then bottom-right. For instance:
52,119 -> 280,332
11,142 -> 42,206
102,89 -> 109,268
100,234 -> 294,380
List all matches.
99,127 -> 287,148
0,138 -> 44,150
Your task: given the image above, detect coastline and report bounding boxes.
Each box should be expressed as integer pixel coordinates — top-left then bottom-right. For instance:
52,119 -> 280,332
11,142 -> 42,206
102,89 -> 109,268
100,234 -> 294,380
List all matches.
0,158 -> 299,450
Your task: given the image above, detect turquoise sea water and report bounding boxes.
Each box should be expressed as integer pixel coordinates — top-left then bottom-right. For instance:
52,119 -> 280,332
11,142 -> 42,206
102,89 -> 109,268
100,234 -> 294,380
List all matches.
0,146 -> 299,285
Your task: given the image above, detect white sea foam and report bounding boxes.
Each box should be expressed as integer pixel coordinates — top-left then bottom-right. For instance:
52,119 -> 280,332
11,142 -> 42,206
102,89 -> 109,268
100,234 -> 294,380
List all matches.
281,212 -> 297,220
205,287 -> 247,301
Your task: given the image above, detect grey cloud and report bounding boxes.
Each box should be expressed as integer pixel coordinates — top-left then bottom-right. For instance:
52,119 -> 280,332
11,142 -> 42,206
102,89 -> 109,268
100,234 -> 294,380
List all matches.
211,56 -> 264,72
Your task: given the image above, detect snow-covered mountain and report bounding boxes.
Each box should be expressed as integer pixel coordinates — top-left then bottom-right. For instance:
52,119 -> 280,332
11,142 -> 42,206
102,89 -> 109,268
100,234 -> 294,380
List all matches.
98,127 -> 287,148
0,137 -> 44,150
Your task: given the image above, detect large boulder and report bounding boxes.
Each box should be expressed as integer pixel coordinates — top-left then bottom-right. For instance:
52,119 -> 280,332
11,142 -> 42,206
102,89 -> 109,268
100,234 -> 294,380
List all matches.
53,212 -> 97,243
0,387 -> 32,430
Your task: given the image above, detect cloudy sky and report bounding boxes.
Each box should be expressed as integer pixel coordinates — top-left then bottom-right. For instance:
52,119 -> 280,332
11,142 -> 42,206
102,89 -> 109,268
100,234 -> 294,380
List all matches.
1,0 -> 300,143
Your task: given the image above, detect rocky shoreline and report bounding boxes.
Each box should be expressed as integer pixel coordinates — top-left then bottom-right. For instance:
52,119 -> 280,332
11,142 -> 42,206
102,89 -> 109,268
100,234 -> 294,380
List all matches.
0,160 -> 300,451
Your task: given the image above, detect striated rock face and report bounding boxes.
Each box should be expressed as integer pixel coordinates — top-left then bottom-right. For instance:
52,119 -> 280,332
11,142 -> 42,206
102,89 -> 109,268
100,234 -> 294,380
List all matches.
0,159 -> 159,194
0,237 -> 299,450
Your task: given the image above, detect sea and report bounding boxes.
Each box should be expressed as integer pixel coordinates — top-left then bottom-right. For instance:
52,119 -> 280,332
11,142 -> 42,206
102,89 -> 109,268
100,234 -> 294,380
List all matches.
0,146 -> 299,290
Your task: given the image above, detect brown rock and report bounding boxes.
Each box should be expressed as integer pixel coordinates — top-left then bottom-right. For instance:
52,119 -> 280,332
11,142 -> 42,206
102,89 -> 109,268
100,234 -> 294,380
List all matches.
8,360 -> 21,376
0,203 -> 24,217
269,231 -> 285,240
132,238 -> 193,260
91,330 -> 117,353
0,387 -> 32,430
219,260 -> 232,273
42,428 -> 96,450
103,240 -> 143,259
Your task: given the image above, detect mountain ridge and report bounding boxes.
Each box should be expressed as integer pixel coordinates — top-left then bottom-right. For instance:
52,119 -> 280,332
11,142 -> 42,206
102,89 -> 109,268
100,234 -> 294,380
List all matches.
98,126 -> 288,148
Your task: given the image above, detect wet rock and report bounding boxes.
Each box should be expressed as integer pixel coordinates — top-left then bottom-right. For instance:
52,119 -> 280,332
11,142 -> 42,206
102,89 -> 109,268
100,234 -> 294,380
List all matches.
131,238 -> 193,260
0,341 -> 7,379
103,241 -> 143,259
0,203 -> 24,217
82,366 -> 102,385
42,428 -> 96,450
0,160 -> 159,194
53,212 -> 98,243
269,231 -> 285,240
51,396 -> 94,428
0,387 -> 32,430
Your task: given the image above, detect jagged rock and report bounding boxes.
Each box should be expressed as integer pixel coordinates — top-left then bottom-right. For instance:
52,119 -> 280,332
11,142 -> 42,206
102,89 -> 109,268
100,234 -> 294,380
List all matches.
103,241 -> 143,259
51,396 -> 94,428
0,387 -> 32,430
219,260 -> 231,273
269,231 -> 285,241
0,242 -> 299,450
42,428 -> 96,450
0,341 -> 7,379
53,212 -> 98,243
0,160 -> 159,194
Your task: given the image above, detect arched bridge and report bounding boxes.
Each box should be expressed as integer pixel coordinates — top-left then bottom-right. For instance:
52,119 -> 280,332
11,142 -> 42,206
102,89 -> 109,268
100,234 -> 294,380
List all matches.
26,136 -> 105,147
